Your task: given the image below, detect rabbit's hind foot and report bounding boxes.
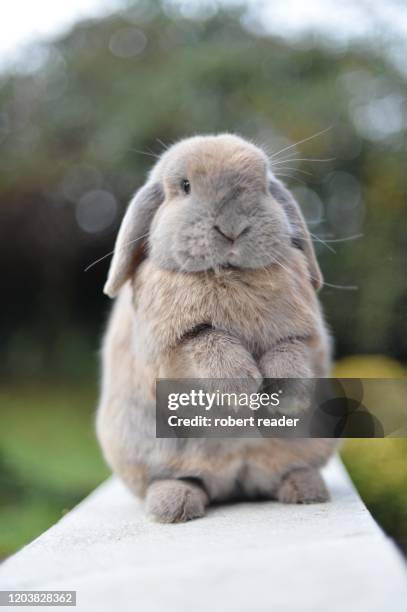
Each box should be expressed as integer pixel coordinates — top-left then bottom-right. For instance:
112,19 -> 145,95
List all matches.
277,468 -> 329,504
145,478 -> 208,523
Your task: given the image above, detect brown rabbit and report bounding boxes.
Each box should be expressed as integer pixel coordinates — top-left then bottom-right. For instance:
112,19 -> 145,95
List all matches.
96,134 -> 336,522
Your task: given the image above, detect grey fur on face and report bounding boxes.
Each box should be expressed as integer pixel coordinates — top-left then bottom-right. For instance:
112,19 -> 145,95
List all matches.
104,134 -> 321,297
148,150 -> 290,274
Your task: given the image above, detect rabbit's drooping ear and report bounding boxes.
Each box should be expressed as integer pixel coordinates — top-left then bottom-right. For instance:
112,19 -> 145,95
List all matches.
269,178 -> 323,290
104,182 -> 164,298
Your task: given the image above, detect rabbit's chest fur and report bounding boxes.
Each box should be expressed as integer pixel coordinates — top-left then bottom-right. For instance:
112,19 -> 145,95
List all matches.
98,261 -> 333,500
133,257 -> 322,362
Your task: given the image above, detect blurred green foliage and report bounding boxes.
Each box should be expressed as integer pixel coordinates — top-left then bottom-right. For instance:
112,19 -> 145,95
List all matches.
334,355 -> 407,554
0,0 -> 406,558
0,385 -> 108,557
342,439 -> 407,554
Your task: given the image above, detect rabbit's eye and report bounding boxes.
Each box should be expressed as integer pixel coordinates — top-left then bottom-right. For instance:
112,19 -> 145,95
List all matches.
181,179 -> 191,195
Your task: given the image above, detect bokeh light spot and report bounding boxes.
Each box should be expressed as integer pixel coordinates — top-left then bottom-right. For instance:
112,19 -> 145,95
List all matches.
75,189 -> 117,233
109,27 -> 147,58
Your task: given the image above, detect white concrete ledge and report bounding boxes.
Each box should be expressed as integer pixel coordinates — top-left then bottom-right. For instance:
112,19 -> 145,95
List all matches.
1,457 -> 406,611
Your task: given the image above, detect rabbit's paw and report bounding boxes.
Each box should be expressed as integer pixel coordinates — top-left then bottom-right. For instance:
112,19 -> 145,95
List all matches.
145,479 -> 208,523
277,468 -> 329,504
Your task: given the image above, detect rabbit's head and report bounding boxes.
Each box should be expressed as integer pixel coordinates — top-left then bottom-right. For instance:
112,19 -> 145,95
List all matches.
104,134 -> 322,297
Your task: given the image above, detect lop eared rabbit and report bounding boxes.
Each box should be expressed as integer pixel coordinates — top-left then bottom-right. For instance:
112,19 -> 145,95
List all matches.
97,134 -> 336,522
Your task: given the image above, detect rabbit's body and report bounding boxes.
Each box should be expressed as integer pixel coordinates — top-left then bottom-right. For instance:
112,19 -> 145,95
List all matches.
97,257 -> 335,505
97,134 -> 337,521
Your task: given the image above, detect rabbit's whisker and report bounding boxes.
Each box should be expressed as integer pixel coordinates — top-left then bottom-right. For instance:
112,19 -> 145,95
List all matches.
309,232 -> 336,254
156,138 -> 169,151
84,232 -> 150,272
271,157 -> 335,165
321,281 -> 358,290
271,252 -> 358,291
129,148 -> 161,160
272,166 -> 313,177
270,127 -> 332,160
273,173 -> 307,185
317,233 -> 364,243
270,255 -> 294,278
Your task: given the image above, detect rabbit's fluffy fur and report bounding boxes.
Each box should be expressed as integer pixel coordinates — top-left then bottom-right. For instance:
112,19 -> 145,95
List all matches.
97,134 -> 337,522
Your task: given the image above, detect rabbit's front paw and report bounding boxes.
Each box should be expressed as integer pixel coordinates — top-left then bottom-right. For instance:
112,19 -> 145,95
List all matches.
277,468 -> 329,504
145,479 -> 208,523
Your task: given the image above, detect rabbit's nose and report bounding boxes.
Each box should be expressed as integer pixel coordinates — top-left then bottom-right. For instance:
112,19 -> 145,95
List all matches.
213,224 -> 250,243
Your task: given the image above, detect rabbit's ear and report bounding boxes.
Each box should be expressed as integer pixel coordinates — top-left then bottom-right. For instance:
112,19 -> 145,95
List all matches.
269,177 -> 323,290
104,182 -> 164,298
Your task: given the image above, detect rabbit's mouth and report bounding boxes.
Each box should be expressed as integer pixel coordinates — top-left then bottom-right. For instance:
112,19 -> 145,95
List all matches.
219,263 -> 240,271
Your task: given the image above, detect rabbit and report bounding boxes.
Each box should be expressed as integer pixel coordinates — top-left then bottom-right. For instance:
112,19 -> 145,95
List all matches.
96,133 -> 337,523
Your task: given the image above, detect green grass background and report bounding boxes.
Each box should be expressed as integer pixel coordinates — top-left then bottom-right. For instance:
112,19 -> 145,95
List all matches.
0,355 -> 406,558
0,385 -> 109,557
